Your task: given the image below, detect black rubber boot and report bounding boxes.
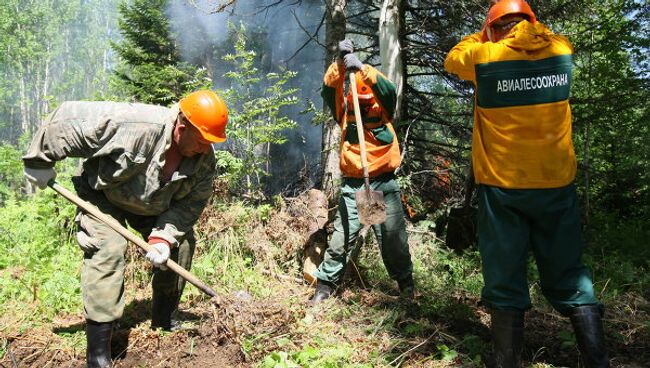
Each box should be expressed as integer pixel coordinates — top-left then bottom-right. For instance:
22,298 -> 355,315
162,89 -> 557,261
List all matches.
151,292 -> 179,331
490,309 -> 524,368
309,280 -> 335,304
397,274 -> 415,299
569,305 -> 610,368
86,320 -> 113,368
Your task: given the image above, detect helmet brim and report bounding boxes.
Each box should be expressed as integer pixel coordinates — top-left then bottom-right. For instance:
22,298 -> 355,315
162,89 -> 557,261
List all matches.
198,129 -> 227,143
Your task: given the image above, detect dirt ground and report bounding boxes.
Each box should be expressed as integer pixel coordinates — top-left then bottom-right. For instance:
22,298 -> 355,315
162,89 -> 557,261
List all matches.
0,288 -> 299,368
1,280 -> 649,367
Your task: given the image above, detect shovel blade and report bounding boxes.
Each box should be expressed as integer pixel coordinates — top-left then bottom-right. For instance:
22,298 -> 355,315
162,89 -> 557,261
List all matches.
355,190 -> 386,225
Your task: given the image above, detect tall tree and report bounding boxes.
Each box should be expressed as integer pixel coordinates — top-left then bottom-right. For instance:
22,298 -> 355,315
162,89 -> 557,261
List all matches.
565,0 -> 649,220
111,0 -> 210,104
320,0 -> 348,203
0,0 -> 118,142
379,0 -> 405,124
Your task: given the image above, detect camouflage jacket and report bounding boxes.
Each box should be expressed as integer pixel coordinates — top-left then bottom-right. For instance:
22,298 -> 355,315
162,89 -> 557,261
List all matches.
23,101 -> 216,247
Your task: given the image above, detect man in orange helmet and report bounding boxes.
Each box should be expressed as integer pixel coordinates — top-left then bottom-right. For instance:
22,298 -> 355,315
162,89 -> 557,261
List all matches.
309,39 -> 414,304
445,1 -> 608,367
23,90 -> 228,368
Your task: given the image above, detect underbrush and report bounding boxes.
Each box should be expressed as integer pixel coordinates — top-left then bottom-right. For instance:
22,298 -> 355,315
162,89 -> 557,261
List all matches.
584,213 -> 650,301
1,192 -> 648,367
0,187 -> 80,325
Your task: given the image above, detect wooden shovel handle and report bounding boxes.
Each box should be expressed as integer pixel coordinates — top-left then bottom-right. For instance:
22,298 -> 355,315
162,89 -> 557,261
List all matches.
349,72 -> 372,190
48,181 -> 220,301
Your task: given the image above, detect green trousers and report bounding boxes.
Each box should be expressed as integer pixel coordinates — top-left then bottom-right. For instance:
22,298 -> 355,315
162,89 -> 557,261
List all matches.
74,177 -> 195,323
478,184 -> 600,315
314,175 -> 413,285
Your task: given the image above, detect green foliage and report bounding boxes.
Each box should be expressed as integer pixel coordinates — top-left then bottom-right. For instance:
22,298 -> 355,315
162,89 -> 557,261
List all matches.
0,187 -> 80,320
110,0 -> 211,104
215,150 -> 245,186
262,343 -> 359,368
291,345 -> 321,366
566,0 -> 650,221
257,204 -> 273,223
461,334 -> 486,360
221,24 -> 300,196
435,344 -> 459,360
262,351 -> 299,368
302,99 -> 330,128
0,138 -> 82,321
0,143 -> 24,204
278,344 -> 366,368
558,329 -> 576,349
584,213 -> 650,299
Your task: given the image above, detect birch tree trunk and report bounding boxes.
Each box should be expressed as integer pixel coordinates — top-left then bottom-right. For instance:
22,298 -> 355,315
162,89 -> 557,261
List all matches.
320,0 -> 347,204
379,0 -> 405,124
19,73 -> 29,134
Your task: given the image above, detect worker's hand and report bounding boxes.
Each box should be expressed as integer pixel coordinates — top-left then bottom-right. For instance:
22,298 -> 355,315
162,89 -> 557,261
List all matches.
343,53 -> 363,72
77,231 -> 101,253
146,242 -> 170,270
338,39 -> 354,58
24,167 -> 56,189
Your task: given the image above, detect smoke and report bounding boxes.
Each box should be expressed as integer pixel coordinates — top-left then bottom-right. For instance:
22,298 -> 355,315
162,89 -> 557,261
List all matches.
166,2 -> 230,66
167,0 -> 326,195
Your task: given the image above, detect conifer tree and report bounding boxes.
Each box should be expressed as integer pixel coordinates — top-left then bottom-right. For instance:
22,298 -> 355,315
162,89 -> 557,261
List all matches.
111,0 -> 210,104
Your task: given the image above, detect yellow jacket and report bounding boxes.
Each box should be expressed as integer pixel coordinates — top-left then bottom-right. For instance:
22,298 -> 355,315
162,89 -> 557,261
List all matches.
445,21 -> 576,189
322,62 -> 401,178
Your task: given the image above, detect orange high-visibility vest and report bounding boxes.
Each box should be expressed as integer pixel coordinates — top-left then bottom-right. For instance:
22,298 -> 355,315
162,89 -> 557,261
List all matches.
322,63 -> 401,178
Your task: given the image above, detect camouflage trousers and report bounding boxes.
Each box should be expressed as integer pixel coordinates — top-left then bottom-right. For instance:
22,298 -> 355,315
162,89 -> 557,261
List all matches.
313,174 -> 413,285
73,177 -> 195,323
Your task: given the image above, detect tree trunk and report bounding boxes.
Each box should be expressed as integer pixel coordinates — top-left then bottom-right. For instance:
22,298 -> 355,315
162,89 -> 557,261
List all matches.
41,43 -> 52,119
379,0 -> 405,124
19,73 -> 29,135
320,0 -> 347,204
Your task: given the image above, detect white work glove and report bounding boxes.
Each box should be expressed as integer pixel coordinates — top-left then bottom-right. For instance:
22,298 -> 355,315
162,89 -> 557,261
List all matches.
24,167 -> 56,189
343,53 -> 363,72
146,243 -> 170,270
338,39 -> 354,58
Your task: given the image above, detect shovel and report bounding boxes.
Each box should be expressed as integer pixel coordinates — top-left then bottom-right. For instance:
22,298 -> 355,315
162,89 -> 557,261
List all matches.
47,180 -> 221,303
348,72 -> 386,226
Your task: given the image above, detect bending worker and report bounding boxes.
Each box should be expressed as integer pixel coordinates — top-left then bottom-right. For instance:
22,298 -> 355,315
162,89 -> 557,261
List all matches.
22,90 -> 228,368
444,1 -> 608,367
310,39 -> 414,303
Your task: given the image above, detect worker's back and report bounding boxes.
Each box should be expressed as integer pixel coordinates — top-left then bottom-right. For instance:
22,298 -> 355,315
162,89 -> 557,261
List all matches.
446,21 -> 577,189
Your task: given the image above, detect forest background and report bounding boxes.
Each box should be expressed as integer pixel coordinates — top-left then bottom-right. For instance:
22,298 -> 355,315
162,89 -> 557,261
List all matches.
0,0 -> 648,367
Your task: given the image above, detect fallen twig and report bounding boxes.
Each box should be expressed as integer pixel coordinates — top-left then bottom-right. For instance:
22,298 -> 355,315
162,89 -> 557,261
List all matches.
387,331 -> 438,366
349,259 -> 367,290
261,270 -> 304,284
6,340 -> 18,368
406,228 -> 445,243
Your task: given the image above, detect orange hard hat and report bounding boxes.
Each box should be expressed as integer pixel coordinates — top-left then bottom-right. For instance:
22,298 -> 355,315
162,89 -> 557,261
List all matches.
347,73 -> 375,106
485,0 -> 537,27
179,90 -> 229,143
